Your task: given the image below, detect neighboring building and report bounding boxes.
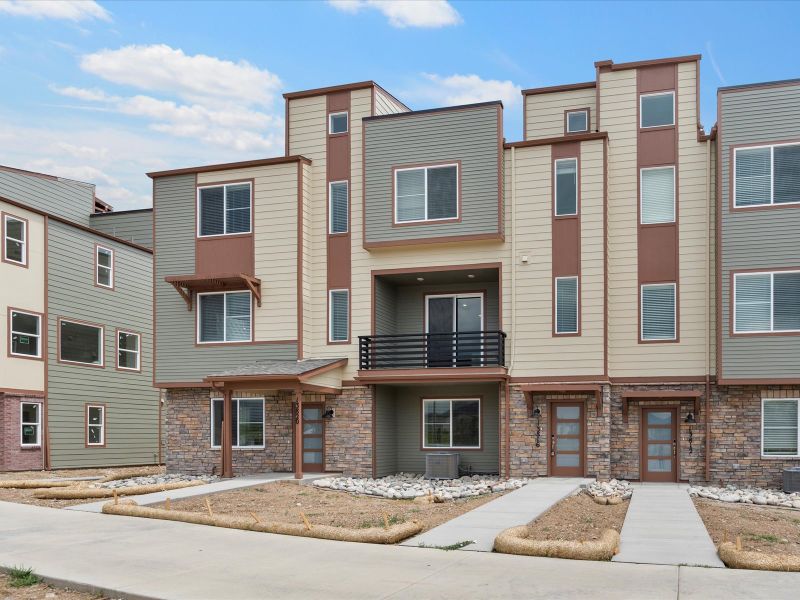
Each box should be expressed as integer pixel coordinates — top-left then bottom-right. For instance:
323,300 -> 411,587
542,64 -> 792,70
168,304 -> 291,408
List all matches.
0,166 -> 159,471
151,58 -> 799,487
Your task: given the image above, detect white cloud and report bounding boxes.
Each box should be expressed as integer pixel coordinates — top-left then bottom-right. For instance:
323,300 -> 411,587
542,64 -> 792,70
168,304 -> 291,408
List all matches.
0,0 -> 111,22
55,142 -> 109,161
50,85 -> 115,102
411,73 -> 521,107
328,0 -> 461,28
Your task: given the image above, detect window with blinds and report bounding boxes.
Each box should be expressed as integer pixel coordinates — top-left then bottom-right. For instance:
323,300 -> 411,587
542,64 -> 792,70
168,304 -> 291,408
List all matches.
641,283 -> 676,341
641,167 -> 675,224
198,182 -> 251,236
198,291 -> 252,343
395,164 -> 458,223
329,181 -> 349,234
762,399 -> 799,456
555,158 -> 578,216
734,270 -> 800,333
735,143 -> 800,207
555,276 -> 579,334
640,91 -> 674,128
329,289 -> 349,342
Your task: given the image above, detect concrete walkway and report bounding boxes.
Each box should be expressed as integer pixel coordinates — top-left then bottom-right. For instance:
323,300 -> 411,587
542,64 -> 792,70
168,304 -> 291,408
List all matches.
2,501 -> 798,599
66,472 -> 332,513
402,477 -> 591,552
613,483 -> 724,568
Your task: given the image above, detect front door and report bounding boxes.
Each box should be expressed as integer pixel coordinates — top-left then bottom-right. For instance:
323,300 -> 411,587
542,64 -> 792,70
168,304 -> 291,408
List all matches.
549,402 -> 584,476
302,403 -> 325,472
425,293 -> 484,367
641,407 -> 678,482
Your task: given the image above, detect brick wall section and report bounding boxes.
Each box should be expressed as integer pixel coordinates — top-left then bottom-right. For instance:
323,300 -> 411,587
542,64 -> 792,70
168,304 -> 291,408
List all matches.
0,394 -> 44,471
324,386 -> 373,477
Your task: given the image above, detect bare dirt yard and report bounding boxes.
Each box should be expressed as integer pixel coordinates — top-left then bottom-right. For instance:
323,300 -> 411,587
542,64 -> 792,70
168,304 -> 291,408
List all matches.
156,480 -> 504,533
524,492 -> 630,543
694,498 -> 800,558
0,570 -> 109,600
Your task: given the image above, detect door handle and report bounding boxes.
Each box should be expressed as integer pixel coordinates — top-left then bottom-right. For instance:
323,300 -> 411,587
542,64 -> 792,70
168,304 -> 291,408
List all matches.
673,440 -> 677,457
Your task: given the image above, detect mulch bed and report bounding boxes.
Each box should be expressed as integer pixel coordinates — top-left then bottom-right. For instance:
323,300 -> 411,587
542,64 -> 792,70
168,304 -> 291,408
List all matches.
524,492 -> 630,542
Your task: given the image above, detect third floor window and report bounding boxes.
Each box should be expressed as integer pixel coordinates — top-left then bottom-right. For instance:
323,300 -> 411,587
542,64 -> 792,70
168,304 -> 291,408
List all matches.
734,143 -> 800,207
198,182 -> 252,237
394,163 -> 458,224
640,91 -> 675,128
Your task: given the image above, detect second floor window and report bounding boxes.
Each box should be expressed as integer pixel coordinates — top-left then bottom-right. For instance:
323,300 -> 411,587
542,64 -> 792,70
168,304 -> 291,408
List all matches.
641,283 -> 676,341
60,319 -> 104,366
640,91 -> 675,128
198,291 -> 252,343
10,309 -> 41,358
395,164 -> 458,224
555,158 -> 578,216
555,276 -> 579,334
3,214 -> 27,266
566,109 -> 588,133
117,330 -> 141,371
641,166 -> 676,224
198,182 -> 251,237
735,143 -> 800,207
329,289 -> 349,342
734,270 -> 800,333
95,245 -> 114,288
329,181 -> 349,234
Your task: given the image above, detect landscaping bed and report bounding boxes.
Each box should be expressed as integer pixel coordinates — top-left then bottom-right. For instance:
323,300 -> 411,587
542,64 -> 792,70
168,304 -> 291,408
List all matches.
0,568 -> 109,600
525,491 -> 630,544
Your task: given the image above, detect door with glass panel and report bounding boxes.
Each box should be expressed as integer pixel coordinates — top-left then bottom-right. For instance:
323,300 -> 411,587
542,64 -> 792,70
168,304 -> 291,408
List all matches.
549,402 -> 584,476
302,404 -> 325,472
641,408 -> 678,482
425,293 -> 483,368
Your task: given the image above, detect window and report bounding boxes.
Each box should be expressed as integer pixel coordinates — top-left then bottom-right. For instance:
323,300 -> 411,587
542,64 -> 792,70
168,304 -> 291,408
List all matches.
211,397 -> 265,448
641,166 -> 676,224
329,111 -> 348,135
554,158 -> 578,216
95,245 -> 114,288
197,182 -> 252,237
87,405 -> 105,446
329,181 -> 349,234
394,164 -> 458,223
3,214 -> 27,266
641,283 -> 676,341
555,277 -> 579,334
329,289 -> 349,342
640,91 -> 675,128
734,271 -> 800,333
762,399 -> 799,457
117,330 -> 140,371
566,109 -> 588,133
10,309 -> 41,358
198,291 -> 252,343
422,398 -> 480,449
734,143 -> 800,207
20,402 -> 41,447
59,319 -> 103,365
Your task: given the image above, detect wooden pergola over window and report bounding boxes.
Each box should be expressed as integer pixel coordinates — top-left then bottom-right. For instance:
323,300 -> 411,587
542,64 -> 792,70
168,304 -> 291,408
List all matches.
164,273 -> 262,310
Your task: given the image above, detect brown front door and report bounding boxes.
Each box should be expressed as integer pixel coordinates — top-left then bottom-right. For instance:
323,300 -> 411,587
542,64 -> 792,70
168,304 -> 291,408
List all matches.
641,407 -> 678,482
549,402 -> 584,476
302,404 -> 325,472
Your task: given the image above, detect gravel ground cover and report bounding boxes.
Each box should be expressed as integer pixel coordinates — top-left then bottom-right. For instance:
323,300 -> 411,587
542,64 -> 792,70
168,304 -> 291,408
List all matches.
690,484 -> 800,508
312,473 -> 529,500
523,491 -> 630,543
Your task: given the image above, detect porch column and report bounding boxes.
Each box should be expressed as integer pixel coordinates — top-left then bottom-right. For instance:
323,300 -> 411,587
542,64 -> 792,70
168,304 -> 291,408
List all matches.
294,387 -> 303,479
221,388 -> 233,478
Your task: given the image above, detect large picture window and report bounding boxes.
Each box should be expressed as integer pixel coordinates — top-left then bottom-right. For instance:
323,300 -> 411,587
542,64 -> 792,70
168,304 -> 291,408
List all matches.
9,309 -> 41,358
211,397 -> 265,448
59,319 -> 103,366
735,143 -> 800,207
20,402 -> 41,446
734,270 -> 800,333
422,398 -> 480,449
198,291 -> 252,343
394,164 -> 458,224
197,182 -> 252,237
762,399 -> 799,457
3,213 -> 27,266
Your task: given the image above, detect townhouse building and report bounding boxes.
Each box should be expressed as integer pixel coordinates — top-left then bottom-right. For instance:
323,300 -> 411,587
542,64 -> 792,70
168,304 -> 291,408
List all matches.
0,166 -> 159,471
151,55 -> 800,487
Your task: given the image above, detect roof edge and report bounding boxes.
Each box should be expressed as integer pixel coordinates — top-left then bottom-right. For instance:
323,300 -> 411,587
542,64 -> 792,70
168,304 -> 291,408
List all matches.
147,155 -> 311,179
90,207 -> 153,216
0,164 -> 96,189
504,131 -> 608,149
595,54 -> 701,71
718,77 -> 800,94
363,100 -> 502,123
522,81 -> 596,96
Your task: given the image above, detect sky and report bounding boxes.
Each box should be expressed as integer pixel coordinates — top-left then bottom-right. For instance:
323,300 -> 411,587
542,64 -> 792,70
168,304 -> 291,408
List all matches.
1,0 -> 799,211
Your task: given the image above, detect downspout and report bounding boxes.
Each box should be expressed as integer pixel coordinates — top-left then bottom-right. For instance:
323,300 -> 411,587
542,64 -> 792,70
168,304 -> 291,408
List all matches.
704,137 -> 712,482
505,146 -> 517,479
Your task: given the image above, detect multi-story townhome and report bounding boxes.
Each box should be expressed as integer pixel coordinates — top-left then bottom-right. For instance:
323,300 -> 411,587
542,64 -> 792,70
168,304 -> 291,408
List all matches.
0,166 -> 159,471
152,55 -> 798,488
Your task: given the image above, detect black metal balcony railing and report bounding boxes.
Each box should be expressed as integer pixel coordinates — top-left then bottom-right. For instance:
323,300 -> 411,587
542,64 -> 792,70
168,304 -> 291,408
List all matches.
359,331 -> 506,370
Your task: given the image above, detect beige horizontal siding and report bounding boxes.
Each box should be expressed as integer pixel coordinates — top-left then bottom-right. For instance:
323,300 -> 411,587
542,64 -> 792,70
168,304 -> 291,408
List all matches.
525,88 -> 596,140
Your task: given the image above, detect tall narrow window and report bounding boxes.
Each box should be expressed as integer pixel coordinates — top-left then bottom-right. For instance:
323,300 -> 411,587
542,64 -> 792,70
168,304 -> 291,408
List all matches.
554,158 -> 578,216
640,166 -> 675,224
198,182 -> 252,236
329,289 -> 349,342
211,397 -> 265,448
395,164 -> 458,223
198,291 -> 252,343
20,402 -> 41,447
329,181 -> 349,234
59,319 -> 103,366
640,91 -> 675,128
87,405 -> 105,446
566,109 -> 588,133
117,330 -> 141,371
762,399 -> 799,457
95,245 -> 114,288
329,111 -> 348,135
734,271 -> 800,333
735,143 -> 800,207
641,283 -> 676,341
3,214 -> 27,266
10,309 -> 41,358
555,277 -> 579,334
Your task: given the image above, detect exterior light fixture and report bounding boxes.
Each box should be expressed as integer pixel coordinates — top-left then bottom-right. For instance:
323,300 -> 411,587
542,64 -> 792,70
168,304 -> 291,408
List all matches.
323,408 -> 335,420
685,412 -> 696,454
532,406 -> 542,447
416,277 -> 424,282
468,274 -> 475,279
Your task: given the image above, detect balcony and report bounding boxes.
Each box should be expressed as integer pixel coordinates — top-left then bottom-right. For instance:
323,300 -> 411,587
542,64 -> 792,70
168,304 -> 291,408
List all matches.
359,331 -> 506,370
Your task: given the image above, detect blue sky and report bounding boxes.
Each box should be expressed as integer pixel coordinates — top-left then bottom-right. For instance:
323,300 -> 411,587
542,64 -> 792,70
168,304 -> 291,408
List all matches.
1,0 -> 799,210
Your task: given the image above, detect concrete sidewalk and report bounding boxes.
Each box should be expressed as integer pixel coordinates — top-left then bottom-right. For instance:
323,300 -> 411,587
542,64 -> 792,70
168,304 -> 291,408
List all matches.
2,501 -> 798,599
402,477 -> 591,552
613,483 -> 724,568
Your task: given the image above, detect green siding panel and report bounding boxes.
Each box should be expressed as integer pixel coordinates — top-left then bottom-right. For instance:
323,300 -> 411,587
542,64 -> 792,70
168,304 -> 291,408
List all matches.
90,210 -> 153,248
0,170 -> 95,225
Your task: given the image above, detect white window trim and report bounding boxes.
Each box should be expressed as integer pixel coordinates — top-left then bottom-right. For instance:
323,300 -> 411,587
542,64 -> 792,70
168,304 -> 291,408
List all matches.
95,245 -> 114,288
422,398 -> 481,450
20,402 -> 42,447
761,398 -> 800,458
86,404 -> 105,446
328,180 -> 349,234
328,111 -> 349,135
733,142 -> 800,208
394,163 -> 460,224
555,276 -> 580,335
733,270 -> 800,334
196,182 -> 253,238
640,165 -> 676,224
640,282 -> 677,341
554,158 -> 579,216
210,397 -> 266,449
566,109 -> 589,133
117,330 -> 141,371
9,309 -> 42,359
59,319 -> 104,366
3,214 -> 27,266
196,291 -> 253,344
640,90 -> 675,129
328,289 -> 350,343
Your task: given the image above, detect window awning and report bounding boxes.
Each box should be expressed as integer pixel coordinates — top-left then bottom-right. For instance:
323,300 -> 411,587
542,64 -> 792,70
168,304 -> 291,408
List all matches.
621,390 -> 702,420
520,384 -> 603,411
164,273 -> 261,311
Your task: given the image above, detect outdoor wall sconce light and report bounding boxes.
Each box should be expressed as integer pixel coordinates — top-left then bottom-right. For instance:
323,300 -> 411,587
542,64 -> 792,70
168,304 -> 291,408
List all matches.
323,408 -> 335,420
532,406 -> 542,447
685,412 -> 696,454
